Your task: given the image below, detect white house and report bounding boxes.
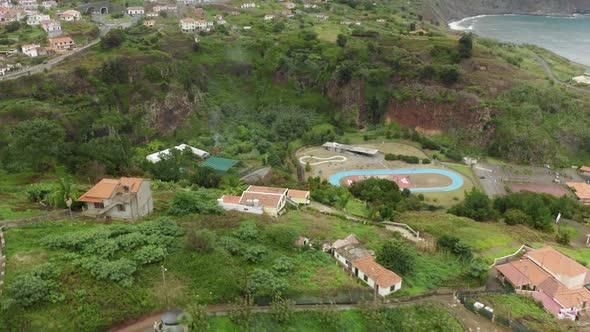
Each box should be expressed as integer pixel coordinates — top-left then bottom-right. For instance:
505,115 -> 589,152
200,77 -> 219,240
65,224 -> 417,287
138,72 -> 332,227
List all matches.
303,3 -> 317,8
287,189 -> 310,205
126,6 -> 144,16
17,0 -> 37,11
40,0 -> 56,9
26,13 -> 49,25
146,12 -> 158,17
263,14 -> 274,21
218,185 -> 289,217
0,64 -> 10,76
283,2 -> 296,9
153,5 -> 176,13
179,18 -> 196,32
330,234 -> 403,297
78,177 -> 154,221
143,19 -> 156,27
177,0 -> 196,5
41,19 -> 61,36
240,2 -> 256,8
21,43 -> 40,57
58,10 -> 81,21
146,144 -> 210,163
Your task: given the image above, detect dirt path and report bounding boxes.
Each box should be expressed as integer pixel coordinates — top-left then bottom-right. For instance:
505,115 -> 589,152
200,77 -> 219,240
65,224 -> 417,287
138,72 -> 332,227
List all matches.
111,294 -> 507,332
562,219 -> 590,249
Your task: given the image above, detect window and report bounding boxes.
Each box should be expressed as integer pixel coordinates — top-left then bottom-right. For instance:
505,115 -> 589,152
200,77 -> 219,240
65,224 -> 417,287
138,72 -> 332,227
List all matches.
94,202 -> 104,209
390,285 -> 396,292
363,275 -> 368,282
117,204 -> 125,212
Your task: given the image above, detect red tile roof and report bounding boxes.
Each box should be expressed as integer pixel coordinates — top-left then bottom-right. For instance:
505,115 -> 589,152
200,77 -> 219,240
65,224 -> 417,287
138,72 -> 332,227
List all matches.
221,195 -> 241,204
581,166 -> 590,173
332,234 -> 359,249
77,178 -> 145,203
288,189 -> 310,199
567,182 -> 590,201
352,255 -> 402,288
526,246 -> 588,278
247,185 -> 288,195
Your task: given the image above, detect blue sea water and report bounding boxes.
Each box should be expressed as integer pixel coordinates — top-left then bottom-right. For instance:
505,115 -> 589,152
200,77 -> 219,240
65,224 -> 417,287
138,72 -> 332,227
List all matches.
449,15 -> 590,66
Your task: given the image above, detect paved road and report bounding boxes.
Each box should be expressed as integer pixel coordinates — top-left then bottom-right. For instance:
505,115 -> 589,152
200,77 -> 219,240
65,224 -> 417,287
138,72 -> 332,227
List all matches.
110,294 -> 508,332
530,52 -> 590,94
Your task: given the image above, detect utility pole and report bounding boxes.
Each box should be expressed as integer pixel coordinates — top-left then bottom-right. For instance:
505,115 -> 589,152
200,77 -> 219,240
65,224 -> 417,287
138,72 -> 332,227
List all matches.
161,265 -> 168,308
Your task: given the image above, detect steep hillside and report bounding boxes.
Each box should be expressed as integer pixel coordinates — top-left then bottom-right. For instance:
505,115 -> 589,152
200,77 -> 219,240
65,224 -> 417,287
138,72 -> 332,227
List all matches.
425,0 -> 590,22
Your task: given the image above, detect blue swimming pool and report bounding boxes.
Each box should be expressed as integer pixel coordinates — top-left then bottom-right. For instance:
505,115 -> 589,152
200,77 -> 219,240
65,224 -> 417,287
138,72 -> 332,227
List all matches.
329,168 -> 464,192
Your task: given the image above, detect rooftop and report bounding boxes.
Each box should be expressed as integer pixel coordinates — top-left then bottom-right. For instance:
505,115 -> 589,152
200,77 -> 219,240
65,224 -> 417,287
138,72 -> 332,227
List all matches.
353,255 -> 402,288
322,142 -> 379,155
78,177 -> 145,203
201,157 -> 239,172
566,182 -> 590,200
335,244 -> 373,262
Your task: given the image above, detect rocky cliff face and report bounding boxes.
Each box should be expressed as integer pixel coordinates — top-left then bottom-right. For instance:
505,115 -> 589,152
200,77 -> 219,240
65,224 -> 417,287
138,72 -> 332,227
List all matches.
425,0 -> 590,22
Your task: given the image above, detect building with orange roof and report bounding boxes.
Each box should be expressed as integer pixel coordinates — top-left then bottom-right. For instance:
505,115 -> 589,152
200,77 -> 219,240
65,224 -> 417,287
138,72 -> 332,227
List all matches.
329,234 -> 402,297
580,166 -> 590,177
286,189 -> 310,205
48,36 -> 75,50
566,182 -> 590,204
218,186 -> 310,217
494,246 -> 590,318
77,177 -> 153,220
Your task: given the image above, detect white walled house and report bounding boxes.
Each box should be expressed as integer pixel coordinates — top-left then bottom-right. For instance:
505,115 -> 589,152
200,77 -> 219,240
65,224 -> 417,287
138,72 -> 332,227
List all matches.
126,6 -> 144,15
21,43 -> 40,57
40,0 -> 56,9
240,2 -> 256,8
179,18 -> 196,32
263,14 -> 274,21
48,36 -> 75,50
17,0 -> 37,11
41,19 -> 61,36
26,13 -> 49,25
330,234 -> 402,297
218,186 -> 288,217
58,10 -> 81,21
287,189 -> 310,205
77,177 -> 154,221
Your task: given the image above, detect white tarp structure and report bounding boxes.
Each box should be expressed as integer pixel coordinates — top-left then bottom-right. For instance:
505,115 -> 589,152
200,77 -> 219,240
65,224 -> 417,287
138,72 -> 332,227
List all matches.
146,144 -> 210,163
573,76 -> 590,85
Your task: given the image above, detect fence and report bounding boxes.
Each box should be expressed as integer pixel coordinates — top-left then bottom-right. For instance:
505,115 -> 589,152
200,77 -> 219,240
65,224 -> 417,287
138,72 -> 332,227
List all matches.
0,209 -> 80,229
457,290 -> 535,332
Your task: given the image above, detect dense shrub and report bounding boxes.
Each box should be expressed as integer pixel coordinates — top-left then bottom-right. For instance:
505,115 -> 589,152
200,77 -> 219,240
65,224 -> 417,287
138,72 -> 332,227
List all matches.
234,221 -> 259,241
264,226 -> 298,249
242,245 -> 268,263
74,257 -> 137,286
503,208 -> 531,225
133,245 -> 168,265
273,256 -> 294,274
187,229 -> 216,253
219,236 -> 242,255
8,264 -> 61,307
307,177 -> 351,209
248,269 -> 287,296
168,189 -> 224,215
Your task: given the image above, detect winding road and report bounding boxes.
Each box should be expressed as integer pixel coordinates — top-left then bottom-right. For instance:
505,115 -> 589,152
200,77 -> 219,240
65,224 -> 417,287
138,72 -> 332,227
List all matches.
530,52 -> 590,93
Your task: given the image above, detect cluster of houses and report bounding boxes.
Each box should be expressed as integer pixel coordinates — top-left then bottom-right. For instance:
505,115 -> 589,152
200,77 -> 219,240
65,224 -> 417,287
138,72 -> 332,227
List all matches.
0,5 -> 81,62
494,246 -> 590,320
565,166 -> 590,205
326,234 -> 403,297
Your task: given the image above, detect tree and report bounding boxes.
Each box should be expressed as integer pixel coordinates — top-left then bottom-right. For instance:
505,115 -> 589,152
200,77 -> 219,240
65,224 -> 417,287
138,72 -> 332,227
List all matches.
9,119 -> 65,171
248,269 -> 287,296
449,188 -> 496,221
336,34 -> 348,47
376,239 -> 416,275
467,258 -> 488,283
503,208 -> 530,225
101,29 -> 126,50
5,21 -> 20,32
100,57 -> 129,84
47,178 -> 77,208
458,33 -> 473,59
179,305 -> 210,331
270,295 -> 295,323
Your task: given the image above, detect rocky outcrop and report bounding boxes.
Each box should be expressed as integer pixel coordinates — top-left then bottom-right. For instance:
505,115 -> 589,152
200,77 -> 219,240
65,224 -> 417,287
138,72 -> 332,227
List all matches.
425,0 -> 590,22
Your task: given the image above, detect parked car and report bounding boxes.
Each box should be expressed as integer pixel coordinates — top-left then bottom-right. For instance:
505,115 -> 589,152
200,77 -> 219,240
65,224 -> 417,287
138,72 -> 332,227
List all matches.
154,309 -> 187,332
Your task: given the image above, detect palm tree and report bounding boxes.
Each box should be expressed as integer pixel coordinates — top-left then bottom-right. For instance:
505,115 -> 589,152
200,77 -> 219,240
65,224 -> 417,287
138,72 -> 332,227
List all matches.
222,175 -> 247,195
48,178 -> 77,209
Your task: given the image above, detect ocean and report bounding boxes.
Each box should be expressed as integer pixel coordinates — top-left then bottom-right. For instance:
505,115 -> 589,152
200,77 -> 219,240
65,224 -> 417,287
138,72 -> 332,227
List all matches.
449,15 -> 590,66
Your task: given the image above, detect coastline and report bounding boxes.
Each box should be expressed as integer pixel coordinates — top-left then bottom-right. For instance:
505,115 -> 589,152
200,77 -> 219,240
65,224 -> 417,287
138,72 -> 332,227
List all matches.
448,13 -> 585,31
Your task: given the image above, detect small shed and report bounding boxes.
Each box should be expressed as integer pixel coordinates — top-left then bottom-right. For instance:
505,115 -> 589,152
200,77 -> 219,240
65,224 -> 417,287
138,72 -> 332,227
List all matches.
201,157 -> 240,173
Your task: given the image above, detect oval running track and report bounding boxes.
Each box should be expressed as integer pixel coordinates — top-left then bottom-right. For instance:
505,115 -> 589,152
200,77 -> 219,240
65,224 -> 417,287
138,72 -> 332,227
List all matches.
329,168 -> 464,192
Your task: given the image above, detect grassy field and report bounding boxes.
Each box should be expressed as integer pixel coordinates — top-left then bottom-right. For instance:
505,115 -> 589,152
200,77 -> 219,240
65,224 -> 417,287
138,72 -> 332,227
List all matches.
472,294 -> 568,332
398,212 -> 554,262
209,302 -> 464,331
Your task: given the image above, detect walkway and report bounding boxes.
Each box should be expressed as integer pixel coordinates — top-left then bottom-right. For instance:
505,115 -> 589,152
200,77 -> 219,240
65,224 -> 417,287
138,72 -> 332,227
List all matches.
530,52 -> 590,94
111,294 -> 507,332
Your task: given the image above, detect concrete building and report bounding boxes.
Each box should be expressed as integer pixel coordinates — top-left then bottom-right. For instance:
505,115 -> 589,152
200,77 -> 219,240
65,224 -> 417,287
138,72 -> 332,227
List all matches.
322,142 -> 379,157
21,43 -> 40,57
41,19 -> 62,36
330,234 -> 402,297
48,36 -> 74,50
126,6 -> 144,15
146,144 -> 209,163
78,177 -> 154,220
494,246 -> 590,320
58,9 -> 81,21
287,189 -> 310,205
26,13 -> 49,25
580,166 -> 590,177
566,182 -> 590,205
218,185 -> 288,217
